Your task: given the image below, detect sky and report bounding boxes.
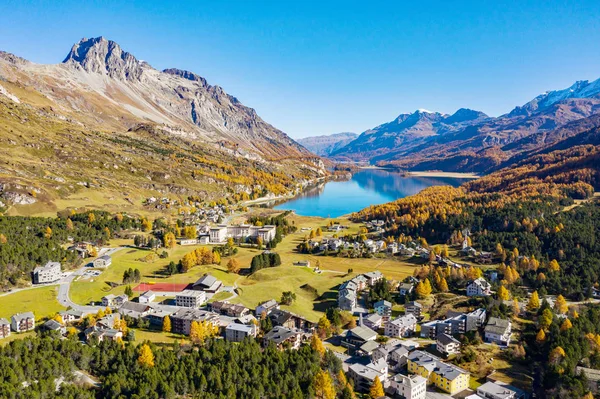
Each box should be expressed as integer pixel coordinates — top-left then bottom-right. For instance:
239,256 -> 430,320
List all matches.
1,1 -> 600,138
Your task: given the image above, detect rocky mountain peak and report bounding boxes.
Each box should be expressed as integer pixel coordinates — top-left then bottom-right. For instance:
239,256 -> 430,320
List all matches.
63,36 -> 143,81
443,108 -> 488,124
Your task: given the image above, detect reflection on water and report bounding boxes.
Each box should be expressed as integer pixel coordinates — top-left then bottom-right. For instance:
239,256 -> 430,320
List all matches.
273,169 -> 472,218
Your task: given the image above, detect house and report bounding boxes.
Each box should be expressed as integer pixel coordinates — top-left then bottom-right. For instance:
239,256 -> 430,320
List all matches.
467,278 -> 492,297
43,319 -> 66,335
390,373 -> 427,399
170,308 -> 220,335
209,301 -> 249,317
407,350 -> 470,395
373,300 -> 392,320
32,261 -> 61,284
436,333 -> 461,356
263,326 -> 305,350
268,309 -> 314,330
476,381 -> 518,399
209,225 -> 228,243
11,312 -> 35,332
198,235 -> 210,244
58,309 -> 83,323
338,286 -> 357,311
192,273 -> 222,293
138,290 -> 156,304
225,323 -> 257,342
362,313 -> 383,330
179,239 -> 198,246
405,301 -> 423,319
176,290 -> 206,308
255,299 -> 279,317
0,318 -> 11,338
342,325 -> 378,352
86,327 -> 123,342
101,294 -> 129,308
96,313 -> 120,330
364,271 -> 383,286
348,358 -> 388,392
93,255 -> 112,268
485,317 -> 512,345
399,282 -> 415,296
385,314 -> 417,338
421,309 -> 486,338
389,346 -> 410,368
119,302 -> 153,319
145,307 -> 177,326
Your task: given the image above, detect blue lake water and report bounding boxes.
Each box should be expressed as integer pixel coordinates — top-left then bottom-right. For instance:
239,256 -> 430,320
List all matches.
273,169 -> 473,218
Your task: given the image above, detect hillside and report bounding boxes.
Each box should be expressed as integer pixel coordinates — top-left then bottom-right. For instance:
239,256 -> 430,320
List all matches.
0,37 -> 324,215
332,78 -> 600,173
297,132 -> 357,156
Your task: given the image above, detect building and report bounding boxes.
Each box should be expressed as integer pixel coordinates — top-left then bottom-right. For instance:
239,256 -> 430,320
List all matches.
101,294 -> 129,308
385,314 -> 417,338
58,309 -> 83,323
436,333 -> 461,356
407,350 -> 470,395
209,225 -> 228,243
209,301 -> 250,317
32,261 -> 61,284
255,299 -> 279,317
338,283 -> 357,311
170,308 -> 220,335
363,313 -> 383,330
467,278 -> 492,297
364,271 -> 383,286
225,323 -> 257,342
476,381 -> 518,399
192,273 -> 223,293
373,300 -> 392,320
421,309 -> 486,338
263,326 -> 305,350
342,325 -> 378,352
145,307 -> 177,327
119,302 -> 153,319
268,309 -> 314,330
389,346 -> 410,368
405,301 -> 423,319
176,290 -> 206,308
93,255 -> 112,268
138,290 -> 156,304
0,318 -> 10,338
484,318 -> 512,345
43,319 -> 66,335
399,282 -> 415,296
348,359 -> 388,392
96,313 -> 120,330
179,239 -> 198,246
86,327 -> 123,342
391,373 -> 427,399
11,312 -> 35,332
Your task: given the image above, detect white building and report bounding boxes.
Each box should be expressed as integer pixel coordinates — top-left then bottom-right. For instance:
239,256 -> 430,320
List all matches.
348,358 -> 388,392
101,294 -> 129,308
93,255 -> 112,268
484,317 -> 512,345
32,261 -> 61,284
225,323 -> 258,342
176,290 -> 206,308
391,373 -> 427,399
255,299 -> 279,317
138,290 -> 156,304
179,239 -> 198,246
11,312 -> 35,332
436,333 -> 461,355
476,381 -> 518,399
209,225 -> 228,243
467,278 -> 492,297
384,314 -> 417,337
373,300 -> 392,320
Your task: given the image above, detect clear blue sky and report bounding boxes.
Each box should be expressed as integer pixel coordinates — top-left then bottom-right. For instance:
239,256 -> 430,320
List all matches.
1,1 -> 600,138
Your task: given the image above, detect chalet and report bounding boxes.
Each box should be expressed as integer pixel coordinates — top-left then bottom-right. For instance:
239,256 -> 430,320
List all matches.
119,302 -> 153,319
43,319 -> 66,335
138,290 -> 156,304
192,273 -> 222,293
485,317 -> 512,345
96,313 -> 120,330
86,326 -> 123,342
467,278 -> 492,297
101,294 -> 129,308
58,309 -> 84,323
11,312 -> 35,332
209,301 -> 249,318
225,323 -> 257,342
268,309 -> 314,331
32,261 -> 61,284
342,325 -> 377,352
436,333 -> 461,356
0,318 -> 10,338
255,299 -> 279,317
385,314 -> 417,338
405,301 -> 423,319
263,326 -> 306,350
373,300 -> 392,320
176,290 -> 206,308
93,255 -> 112,268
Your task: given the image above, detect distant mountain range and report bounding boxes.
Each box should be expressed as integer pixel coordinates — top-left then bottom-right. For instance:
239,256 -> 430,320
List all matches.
297,132 -> 357,156
329,78 -> 600,173
0,37 -> 323,211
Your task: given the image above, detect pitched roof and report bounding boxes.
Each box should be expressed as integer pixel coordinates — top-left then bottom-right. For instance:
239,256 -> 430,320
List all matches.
477,382 -> 517,399
193,273 -> 222,290
347,325 -> 377,341
436,333 -> 460,346
12,312 -> 35,322
374,300 -> 392,308
263,326 -> 300,345
485,317 -> 511,334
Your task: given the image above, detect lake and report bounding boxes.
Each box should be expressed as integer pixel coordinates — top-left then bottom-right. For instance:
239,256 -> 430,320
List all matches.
273,169 -> 473,218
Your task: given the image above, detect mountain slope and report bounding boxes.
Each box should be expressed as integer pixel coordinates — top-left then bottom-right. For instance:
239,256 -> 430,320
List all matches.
297,132 -> 357,156
0,37 -> 324,214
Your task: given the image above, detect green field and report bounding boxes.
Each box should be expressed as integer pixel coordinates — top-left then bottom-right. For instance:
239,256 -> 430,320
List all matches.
0,285 -> 65,321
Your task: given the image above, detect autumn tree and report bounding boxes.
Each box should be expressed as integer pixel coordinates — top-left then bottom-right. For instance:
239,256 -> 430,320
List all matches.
548,259 -> 560,272
310,335 -> 326,357
549,346 -> 566,365
183,226 -> 197,239
227,258 -> 241,274
536,329 -> 546,343
212,251 -> 221,265
539,308 -> 554,331
369,376 -> 385,398
314,370 -> 336,399
141,218 -> 152,232
163,232 -> 176,249
554,294 -> 568,315
88,213 -> 96,224
317,315 -> 332,338
190,320 -> 218,345
438,277 -> 449,292
162,315 -> 172,333
44,226 -> 52,239
138,344 -> 155,367
560,318 -> 572,331
512,298 -> 520,317
66,218 -> 74,231
497,285 -> 510,301
527,291 -> 540,311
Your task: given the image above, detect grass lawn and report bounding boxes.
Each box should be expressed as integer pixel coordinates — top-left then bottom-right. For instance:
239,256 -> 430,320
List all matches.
0,285 -> 65,321
132,328 -> 189,345
0,331 -> 36,345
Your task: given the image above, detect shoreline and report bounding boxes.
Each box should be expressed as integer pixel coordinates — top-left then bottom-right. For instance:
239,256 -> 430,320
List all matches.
406,171 -> 480,179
